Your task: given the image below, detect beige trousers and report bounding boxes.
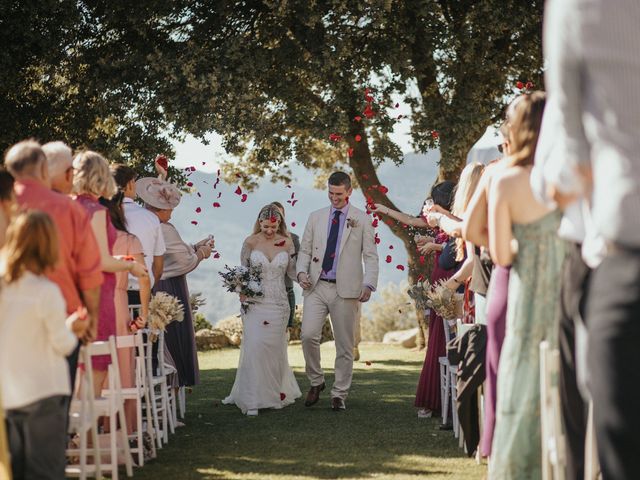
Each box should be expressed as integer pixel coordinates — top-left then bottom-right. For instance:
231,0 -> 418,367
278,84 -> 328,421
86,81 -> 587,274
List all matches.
301,281 -> 359,400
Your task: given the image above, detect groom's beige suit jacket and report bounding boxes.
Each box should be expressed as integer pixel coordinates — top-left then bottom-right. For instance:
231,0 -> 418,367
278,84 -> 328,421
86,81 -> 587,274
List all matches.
296,205 -> 379,298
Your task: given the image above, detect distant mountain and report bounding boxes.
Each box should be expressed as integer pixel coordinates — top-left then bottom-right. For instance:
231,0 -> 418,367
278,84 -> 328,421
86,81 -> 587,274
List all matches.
170,151 -> 440,324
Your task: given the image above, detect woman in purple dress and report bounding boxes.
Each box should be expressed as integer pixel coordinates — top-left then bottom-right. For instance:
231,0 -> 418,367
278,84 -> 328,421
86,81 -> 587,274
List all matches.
73,151 -> 148,396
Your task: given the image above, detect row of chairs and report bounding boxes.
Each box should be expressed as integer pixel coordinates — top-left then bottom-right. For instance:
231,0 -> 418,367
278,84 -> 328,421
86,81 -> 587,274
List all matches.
65,328 -> 182,479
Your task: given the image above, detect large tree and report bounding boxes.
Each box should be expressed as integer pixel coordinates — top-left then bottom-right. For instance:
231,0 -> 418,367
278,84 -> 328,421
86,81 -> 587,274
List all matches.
1,1 -> 543,346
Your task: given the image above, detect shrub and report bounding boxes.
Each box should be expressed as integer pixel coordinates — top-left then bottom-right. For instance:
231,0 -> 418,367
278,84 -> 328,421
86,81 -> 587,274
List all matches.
193,312 -> 212,332
361,282 -> 417,341
288,305 -> 333,343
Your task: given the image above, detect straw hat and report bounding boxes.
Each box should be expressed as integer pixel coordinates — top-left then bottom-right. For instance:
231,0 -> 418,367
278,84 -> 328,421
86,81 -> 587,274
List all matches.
136,177 -> 182,209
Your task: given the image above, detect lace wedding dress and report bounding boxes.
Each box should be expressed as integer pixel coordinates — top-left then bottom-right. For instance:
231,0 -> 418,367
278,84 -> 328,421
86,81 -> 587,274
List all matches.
222,249 -> 301,414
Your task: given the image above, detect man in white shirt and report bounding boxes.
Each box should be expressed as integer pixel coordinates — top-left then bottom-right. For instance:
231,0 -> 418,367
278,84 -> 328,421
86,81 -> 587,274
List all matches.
112,165 -> 166,304
541,1 -> 640,478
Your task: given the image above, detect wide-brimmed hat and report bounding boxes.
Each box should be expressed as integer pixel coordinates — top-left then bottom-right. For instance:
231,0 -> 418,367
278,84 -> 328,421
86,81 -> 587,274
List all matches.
136,177 -> 181,209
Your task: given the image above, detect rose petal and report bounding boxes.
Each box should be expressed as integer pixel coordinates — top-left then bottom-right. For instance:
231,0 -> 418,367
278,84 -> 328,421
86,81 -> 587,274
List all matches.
396,264 -> 405,271
280,393 -> 286,401
213,202 -> 221,208
241,193 -> 248,202
291,199 -> 298,206
431,131 -> 439,139
275,240 -> 286,247
187,182 -> 193,187
417,274 -> 425,282
195,207 -> 202,213
516,81 -> 524,89
217,192 -> 222,198
191,220 -> 198,225
155,154 -> 168,170
355,134 -> 362,142
213,252 -> 220,259
377,185 -> 389,194
197,192 -> 201,198
354,115 -> 362,122
389,245 -> 394,250
291,222 -> 296,227
525,81 -> 534,89
234,186 -> 242,195
385,255 -> 392,263
263,321 -> 269,325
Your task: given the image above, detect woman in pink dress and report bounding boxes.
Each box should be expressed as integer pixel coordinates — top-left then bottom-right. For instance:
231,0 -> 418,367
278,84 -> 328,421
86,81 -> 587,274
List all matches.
72,151 -> 148,397
102,191 -> 150,433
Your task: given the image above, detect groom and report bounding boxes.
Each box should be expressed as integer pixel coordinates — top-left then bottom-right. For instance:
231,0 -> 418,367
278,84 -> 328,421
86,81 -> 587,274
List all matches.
296,172 -> 379,411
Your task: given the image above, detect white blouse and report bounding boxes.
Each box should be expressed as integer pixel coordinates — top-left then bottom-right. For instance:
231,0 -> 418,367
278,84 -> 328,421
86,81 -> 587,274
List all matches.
0,272 -> 77,410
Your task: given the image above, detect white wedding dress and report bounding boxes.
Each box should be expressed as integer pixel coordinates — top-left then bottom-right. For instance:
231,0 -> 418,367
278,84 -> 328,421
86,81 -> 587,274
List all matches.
222,250 -> 301,414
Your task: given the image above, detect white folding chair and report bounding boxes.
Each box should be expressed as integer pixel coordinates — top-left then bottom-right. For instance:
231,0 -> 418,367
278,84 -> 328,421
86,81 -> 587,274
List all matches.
66,346 -> 101,480
438,317 -> 456,425
142,329 -> 171,447
105,332 -> 157,466
67,337 -> 133,479
585,400 -> 601,480
540,341 -> 566,480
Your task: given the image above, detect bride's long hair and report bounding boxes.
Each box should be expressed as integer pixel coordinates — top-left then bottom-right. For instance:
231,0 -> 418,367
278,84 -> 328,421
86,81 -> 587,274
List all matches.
252,204 -> 289,237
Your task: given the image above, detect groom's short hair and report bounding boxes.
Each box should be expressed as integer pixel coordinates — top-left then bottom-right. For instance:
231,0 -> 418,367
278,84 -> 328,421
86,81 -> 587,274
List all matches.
328,172 -> 351,189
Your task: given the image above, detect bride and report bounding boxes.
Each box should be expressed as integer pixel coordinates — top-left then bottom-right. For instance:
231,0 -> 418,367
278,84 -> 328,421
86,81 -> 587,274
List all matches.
223,204 -> 302,416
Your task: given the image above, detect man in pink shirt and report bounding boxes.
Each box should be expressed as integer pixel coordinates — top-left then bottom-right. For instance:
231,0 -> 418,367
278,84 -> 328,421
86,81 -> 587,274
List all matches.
4,140 -> 103,384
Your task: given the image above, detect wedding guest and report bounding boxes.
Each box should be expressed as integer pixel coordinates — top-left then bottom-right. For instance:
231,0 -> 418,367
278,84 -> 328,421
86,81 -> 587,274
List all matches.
374,181 -> 456,418
488,91 -> 566,478
459,119 -> 516,458
0,211 -> 88,480
112,164 -> 166,307
543,1 -> 640,477
73,151 -> 148,396
271,201 -> 300,330
373,182 -> 455,352
0,168 -> 15,248
100,191 -> 149,433
138,177 -> 212,392
42,141 -> 74,195
5,140 -> 102,389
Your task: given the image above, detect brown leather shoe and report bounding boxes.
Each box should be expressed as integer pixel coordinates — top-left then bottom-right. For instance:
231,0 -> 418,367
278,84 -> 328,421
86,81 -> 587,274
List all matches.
331,397 -> 346,411
304,382 -> 325,407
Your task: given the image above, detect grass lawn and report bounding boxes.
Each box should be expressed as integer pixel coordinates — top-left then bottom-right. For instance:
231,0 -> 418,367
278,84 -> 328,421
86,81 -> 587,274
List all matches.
133,343 -> 486,479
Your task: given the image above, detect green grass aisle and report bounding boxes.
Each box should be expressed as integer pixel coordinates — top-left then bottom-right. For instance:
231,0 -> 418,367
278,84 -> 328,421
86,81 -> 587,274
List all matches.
134,343 -> 486,479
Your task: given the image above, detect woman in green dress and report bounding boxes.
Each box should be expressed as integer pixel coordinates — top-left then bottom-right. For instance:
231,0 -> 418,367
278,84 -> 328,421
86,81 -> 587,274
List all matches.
488,91 -> 566,479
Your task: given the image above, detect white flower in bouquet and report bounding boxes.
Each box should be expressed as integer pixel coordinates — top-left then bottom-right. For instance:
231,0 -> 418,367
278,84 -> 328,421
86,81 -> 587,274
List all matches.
219,264 -> 264,313
248,281 -> 261,293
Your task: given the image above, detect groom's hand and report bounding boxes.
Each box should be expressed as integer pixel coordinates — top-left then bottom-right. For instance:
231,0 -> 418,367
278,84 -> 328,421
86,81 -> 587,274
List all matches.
298,272 -> 312,290
358,286 -> 372,303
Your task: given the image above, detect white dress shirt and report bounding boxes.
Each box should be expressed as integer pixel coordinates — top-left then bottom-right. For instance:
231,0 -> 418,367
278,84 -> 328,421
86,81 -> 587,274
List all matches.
123,198 -> 166,289
543,0 -> 640,249
0,272 -> 77,410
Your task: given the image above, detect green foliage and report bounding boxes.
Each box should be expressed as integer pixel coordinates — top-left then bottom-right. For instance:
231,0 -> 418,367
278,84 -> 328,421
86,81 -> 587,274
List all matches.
362,282 -> 418,342
193,312 -> 212,332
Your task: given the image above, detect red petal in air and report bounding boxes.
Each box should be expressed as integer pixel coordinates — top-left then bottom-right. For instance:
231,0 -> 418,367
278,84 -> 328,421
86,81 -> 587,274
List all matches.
217,169 -> 221,176
217,192 -> 222,198
355,134 -> 362,142
525,81 -> 534,89
241,194 -> 248,202
213,252 -> 220,259
270,216 -> 278,223
354,115 -> 362,122
347,148 -> 354,157
389,245 -> 394,250
377,185 -> 389,194
417,274 -> 424,282
213,202 -> 221,208
197,192 -> 201,198
363,104 -> 375,119
155,155 -> 168,170
396,265 -> 405,271
191,220 -> 198,225
263,321 -> 269,325
195,207 -> 202,213
280,393 -> 286,401
371,219 -> 379,228
374,234 -> 381,245
516,81 -> 524,89
286,185 -> 292,189
291,222 -> 296,227
291,192 -> 295,199
385,255 -> 392,263
395,103 -> 399,108
187,182 -> 193,187
291,199 -> 298,206
234,186 -> 242,195
431,131 -> 439,139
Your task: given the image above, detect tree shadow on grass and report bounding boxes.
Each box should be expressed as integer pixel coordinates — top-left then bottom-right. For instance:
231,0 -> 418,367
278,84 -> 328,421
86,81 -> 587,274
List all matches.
133,361 -> 483,480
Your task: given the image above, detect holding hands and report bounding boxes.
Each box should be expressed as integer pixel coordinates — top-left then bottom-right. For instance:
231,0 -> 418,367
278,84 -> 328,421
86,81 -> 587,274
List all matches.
297,272 -> 312,290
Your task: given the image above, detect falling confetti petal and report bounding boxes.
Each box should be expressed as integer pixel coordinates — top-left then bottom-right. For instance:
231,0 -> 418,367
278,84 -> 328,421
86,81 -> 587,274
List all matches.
516,81 -> 524,89
241,193 -> 248,202
385,255 -> 392,263
195,207 -> 202,213
191,220 -> 198,225
355,134 -> 362,142
213,202 -> 221,208
291,222 -> 296,227
396,265 -> 405,271
234,186 -> 242,195
155,154 -> 168,170
275,240 -> 286,247
187,182 -> 193,187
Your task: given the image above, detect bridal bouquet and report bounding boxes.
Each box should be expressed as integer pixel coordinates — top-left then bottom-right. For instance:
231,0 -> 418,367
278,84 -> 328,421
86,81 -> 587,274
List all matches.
425,280 -> 463,320
219,264 -> 263,313
148,292 -> 184,341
